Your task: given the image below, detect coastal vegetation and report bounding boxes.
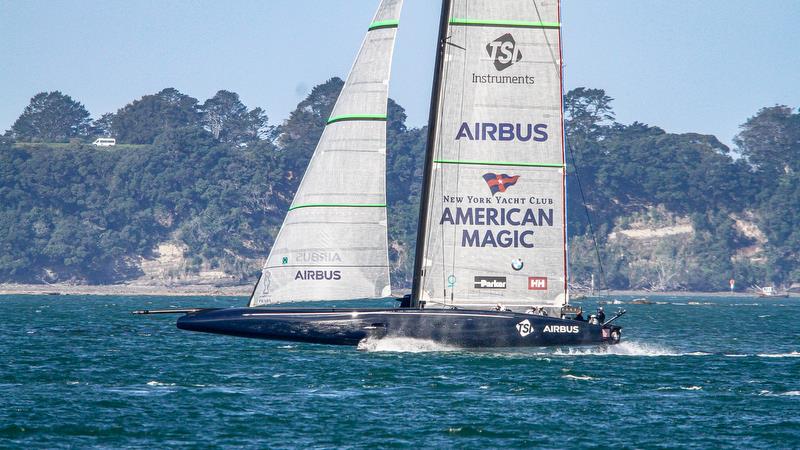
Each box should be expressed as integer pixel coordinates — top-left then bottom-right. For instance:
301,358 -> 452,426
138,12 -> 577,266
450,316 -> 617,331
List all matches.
1,80 -> 798,291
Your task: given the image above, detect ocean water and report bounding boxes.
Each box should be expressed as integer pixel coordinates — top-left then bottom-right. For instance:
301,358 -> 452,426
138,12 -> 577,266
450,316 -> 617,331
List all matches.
1,294 -> 799,449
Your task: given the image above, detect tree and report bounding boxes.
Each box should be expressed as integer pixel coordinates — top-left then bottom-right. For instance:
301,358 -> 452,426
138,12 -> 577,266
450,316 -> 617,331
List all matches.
92,113 -> 115,138
564,87 -> 615,139
735,105 -> 800,178
112,88 -> 201,144
274,78 -> 344,182
200,90 -> 269,144
10,91 -> 91,142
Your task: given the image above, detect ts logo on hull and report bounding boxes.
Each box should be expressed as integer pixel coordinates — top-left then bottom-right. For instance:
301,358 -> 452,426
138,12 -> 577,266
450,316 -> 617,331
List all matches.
516,319 -> 534,337
486,33 -> 522,71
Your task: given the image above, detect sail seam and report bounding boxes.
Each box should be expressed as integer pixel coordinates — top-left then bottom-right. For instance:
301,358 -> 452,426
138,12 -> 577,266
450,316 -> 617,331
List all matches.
449,18 -> 560,28
434,159 -> 565,168
288,203 -> 387,211
368,19 -> 399,30
326,114 -> 388,124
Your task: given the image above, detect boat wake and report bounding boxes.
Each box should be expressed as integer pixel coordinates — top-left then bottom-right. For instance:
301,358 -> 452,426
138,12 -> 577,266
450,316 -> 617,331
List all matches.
357,337 -> 460,353
756,351 -> 800,358
552,341 -> 683,357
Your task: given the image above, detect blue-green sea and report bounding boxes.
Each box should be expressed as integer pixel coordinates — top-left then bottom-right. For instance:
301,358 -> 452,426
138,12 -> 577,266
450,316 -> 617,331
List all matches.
1,294 -> 799,449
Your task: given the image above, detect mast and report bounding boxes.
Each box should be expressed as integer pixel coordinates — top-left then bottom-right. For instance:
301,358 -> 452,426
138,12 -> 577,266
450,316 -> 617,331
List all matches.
411,0 -> 452,307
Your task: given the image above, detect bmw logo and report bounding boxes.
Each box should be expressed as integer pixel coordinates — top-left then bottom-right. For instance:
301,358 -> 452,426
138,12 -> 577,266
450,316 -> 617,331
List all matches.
511,258 -> 524,271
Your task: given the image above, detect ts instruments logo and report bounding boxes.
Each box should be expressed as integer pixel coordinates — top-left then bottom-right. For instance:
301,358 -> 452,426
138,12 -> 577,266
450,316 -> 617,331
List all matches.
483,173 -> 520,195
516,319 -> 534,337
528,277 -> 548,290
486,33 -> 522,71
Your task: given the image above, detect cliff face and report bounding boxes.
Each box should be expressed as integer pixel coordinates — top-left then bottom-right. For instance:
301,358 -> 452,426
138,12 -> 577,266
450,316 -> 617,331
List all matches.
568,205 -> 772,292
133,242 -> 246,287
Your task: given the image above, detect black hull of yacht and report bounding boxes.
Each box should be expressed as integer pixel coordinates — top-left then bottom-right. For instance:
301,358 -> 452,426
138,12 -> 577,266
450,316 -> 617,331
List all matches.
176,308 -> 621,348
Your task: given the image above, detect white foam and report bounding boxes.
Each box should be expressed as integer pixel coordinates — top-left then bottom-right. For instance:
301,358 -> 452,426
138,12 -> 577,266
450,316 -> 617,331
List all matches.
552,341 -> 682,357
757,351 -> 800,358
656,385 -> 702,391
146,380 -> 176,387
357,337 -> 459,353
562,374 -> 595,381
759,390 -> 800,397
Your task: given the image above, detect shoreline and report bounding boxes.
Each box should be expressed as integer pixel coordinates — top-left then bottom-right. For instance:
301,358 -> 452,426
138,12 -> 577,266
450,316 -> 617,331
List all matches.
0,283 -> 787,298
0,283 -> 252,297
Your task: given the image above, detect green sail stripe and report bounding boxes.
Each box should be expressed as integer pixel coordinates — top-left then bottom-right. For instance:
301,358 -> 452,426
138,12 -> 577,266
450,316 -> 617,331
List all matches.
289,203 -> 387,211
368,19 -> 399,31
449,18 -> 560,29
326,114 -> 387,124
434,159 -> 565,168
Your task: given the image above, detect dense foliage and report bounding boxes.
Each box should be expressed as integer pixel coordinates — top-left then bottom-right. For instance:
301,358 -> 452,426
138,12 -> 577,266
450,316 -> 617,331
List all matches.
9,92 -> 92,142
1,81 -> 798,290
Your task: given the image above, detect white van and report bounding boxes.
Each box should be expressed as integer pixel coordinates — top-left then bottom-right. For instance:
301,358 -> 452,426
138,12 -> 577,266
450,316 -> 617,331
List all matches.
92,138 -> 116,147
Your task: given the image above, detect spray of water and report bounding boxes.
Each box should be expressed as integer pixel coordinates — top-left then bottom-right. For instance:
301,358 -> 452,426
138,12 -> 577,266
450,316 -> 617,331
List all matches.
551,341 -> 683,357
357,337 -> 460,353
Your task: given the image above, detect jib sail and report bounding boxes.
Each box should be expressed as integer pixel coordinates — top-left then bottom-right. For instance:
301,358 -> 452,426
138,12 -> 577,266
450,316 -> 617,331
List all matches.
249,0 -> 403,306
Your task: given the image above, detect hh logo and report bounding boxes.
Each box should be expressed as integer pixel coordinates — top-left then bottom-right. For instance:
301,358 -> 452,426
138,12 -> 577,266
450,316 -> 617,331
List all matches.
516,319 -> 534,337
486,33 -> 522,71
528,277 -> 548,290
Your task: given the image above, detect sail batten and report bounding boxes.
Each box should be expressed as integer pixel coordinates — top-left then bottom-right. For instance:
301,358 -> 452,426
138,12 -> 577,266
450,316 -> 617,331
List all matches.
249,0 -> 402,306
413,0 -> 567,310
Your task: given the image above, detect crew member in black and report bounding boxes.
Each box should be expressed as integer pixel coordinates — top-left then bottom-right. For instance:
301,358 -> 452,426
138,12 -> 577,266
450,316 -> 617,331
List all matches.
596,307 -> 606,324
574,309 -> 586,321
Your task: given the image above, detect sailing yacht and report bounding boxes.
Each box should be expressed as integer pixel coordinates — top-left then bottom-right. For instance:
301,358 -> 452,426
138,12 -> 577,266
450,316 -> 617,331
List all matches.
136,0 -> 625,347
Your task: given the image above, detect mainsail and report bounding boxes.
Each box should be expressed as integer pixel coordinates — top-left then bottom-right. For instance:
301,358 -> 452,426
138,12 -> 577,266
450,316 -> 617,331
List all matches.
249,0 -> 403,306
413,0 -> 567,310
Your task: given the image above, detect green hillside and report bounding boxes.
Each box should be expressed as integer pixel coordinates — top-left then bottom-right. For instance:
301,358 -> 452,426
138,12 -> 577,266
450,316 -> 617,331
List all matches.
1,81 -> 798,291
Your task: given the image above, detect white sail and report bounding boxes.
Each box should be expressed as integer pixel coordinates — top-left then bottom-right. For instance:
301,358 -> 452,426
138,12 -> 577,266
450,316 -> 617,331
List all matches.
414,0 -> 567,310
250,0 -> 403,306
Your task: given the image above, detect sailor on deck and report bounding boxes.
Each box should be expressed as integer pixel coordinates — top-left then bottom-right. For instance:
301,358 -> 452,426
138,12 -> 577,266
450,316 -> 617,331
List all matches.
597,307 -> 606,324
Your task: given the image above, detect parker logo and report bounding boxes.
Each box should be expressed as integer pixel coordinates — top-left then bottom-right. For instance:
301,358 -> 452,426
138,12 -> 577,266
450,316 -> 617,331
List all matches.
486,33 -> 522,71
474,276 -> 507,289
516,319 -> 534,337
528,277 -> 548,290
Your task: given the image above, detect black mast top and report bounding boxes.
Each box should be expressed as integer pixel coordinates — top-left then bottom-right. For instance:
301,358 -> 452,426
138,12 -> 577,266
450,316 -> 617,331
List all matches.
410,0 -> 452,307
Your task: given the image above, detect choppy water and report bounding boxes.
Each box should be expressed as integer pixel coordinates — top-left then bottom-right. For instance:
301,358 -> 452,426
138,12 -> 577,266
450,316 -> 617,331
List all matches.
1,294 -> 799,449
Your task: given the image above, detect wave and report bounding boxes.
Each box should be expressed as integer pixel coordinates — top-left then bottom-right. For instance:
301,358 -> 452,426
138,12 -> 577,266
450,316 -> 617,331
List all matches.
562,374 -> 595,381
552,341 -> 682,357
759,390 -> 800,397
656,385 -> 703,391
357,337 -> 460,353
146,380 -> 176,387
756,351 -> 800,358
